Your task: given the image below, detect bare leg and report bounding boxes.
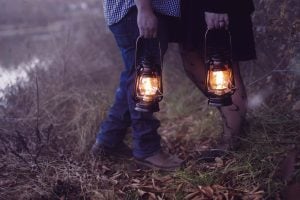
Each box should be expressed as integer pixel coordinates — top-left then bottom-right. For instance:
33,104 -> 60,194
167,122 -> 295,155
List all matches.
217,62 -> 247,150
180,47 -> 247,150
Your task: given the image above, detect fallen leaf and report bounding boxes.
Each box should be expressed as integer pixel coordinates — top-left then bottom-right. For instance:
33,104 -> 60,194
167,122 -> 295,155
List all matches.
110,179 -> 118,185
191,196 -> 204,200
215,157 -> 224,167
213,185 -> 226,190
157,195 -> 164,200
198,186 -> 214,197
138,189 -> 146,196
152,178 -> 156,188
156,175 -> 173,183
184,191 -> 200,200
118,189 -> 125,195
112,172 -> 122,179
90,191 -> 105,200
102,165 -> 111,173
132,179 -> 140,183
149,192 -> 157,200
176,183 -> 184,193
130,183 -> 140,188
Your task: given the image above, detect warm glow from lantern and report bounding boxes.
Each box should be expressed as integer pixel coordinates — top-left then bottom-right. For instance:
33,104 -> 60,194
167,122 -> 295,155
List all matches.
210,70 -> 230,90
138,76 -> 159,101
208,65 -> 233,95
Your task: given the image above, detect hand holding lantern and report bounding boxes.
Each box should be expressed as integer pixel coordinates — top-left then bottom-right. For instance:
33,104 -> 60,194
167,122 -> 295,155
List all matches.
205,29 -> 235,106
134,37 -> 163,112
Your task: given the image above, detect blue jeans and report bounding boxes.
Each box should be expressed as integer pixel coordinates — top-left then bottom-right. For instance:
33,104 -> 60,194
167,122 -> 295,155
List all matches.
96,7 -> 168,159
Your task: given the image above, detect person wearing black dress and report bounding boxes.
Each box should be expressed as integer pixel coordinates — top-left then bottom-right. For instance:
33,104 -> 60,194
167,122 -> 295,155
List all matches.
180,0 -> 256,151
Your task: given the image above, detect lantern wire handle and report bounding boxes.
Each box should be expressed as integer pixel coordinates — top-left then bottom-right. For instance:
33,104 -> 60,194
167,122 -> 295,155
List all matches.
204,29 -> 233,62
135,36 -> 162,70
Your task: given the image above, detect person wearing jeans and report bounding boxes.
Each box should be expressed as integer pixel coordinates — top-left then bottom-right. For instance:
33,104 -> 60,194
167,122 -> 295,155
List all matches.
92,0 -> 183,171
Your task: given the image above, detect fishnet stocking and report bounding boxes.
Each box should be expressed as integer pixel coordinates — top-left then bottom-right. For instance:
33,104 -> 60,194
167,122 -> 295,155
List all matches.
180,48 -> 247,150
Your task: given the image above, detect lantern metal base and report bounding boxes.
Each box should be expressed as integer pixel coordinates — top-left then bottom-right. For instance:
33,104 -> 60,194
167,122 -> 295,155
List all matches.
135,102 -> 159,112
208,94 -> 232,107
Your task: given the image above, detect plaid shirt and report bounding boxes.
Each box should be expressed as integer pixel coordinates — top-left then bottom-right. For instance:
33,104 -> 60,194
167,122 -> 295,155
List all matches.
103,0 -> 180,25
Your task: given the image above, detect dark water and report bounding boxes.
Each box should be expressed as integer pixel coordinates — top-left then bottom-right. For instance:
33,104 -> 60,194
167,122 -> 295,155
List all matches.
0,29 -> 53,99
0,1 -> 103,98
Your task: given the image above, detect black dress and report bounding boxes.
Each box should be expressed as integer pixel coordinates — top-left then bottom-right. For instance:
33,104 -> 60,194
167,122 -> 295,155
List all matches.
181,0 -> 256,61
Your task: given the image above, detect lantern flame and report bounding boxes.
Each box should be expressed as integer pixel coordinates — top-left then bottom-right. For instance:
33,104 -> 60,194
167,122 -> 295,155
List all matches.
212,70 -> 230,90
208,64 -> 233,95
138,76 -> 159,101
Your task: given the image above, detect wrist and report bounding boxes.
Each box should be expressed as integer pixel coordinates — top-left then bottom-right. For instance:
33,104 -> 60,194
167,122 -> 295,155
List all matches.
135,0 -> 154,13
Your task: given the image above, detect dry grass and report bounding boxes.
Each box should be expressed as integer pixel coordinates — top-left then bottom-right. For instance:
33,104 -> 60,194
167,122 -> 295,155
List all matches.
1,40 -> 299,199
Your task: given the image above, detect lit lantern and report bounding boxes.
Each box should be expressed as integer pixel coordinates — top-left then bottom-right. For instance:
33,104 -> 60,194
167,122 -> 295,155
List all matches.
134,38 -> 163,112
206,59 -> 235,106
205,30 -> 235,106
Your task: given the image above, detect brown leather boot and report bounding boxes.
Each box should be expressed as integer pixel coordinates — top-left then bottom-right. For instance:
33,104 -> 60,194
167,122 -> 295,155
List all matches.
135,150 -> 184,171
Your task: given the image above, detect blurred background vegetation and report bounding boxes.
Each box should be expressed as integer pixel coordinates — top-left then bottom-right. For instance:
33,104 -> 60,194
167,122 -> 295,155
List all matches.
0,0 -> 299,199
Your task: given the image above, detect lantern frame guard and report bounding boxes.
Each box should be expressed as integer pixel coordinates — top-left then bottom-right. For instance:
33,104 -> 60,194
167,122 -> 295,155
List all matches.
133,37 -> 163,112
205,29 -> 236,107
